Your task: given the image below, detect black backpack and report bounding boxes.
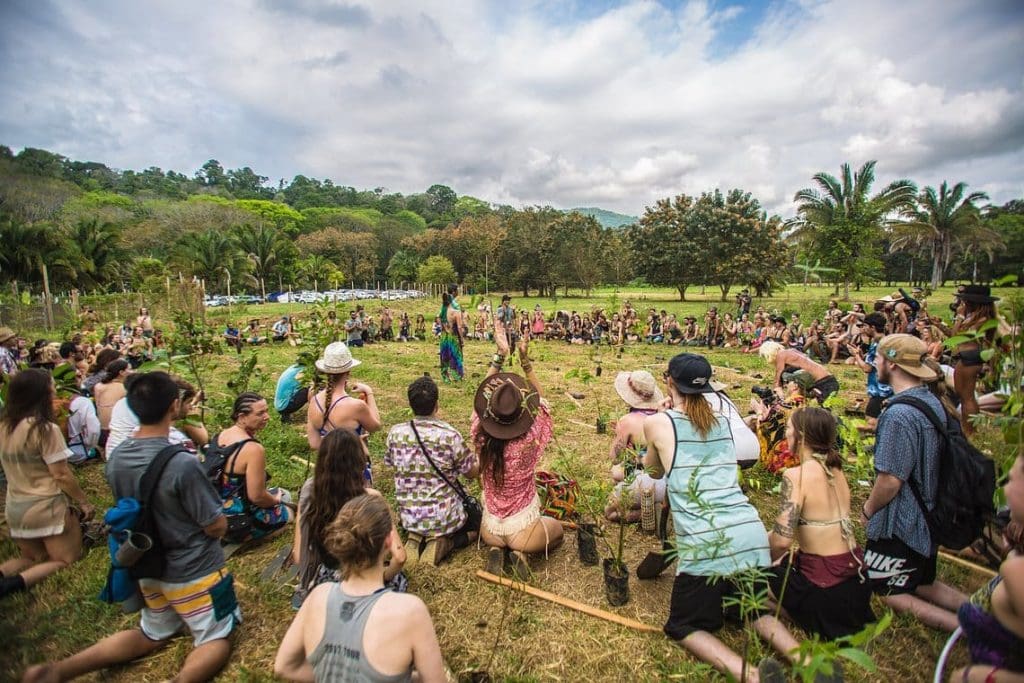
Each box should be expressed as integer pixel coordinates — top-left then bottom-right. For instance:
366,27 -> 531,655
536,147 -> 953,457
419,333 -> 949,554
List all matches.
887,394 -> 996,551
129,444 -> 189,580
203,432 -> 254,488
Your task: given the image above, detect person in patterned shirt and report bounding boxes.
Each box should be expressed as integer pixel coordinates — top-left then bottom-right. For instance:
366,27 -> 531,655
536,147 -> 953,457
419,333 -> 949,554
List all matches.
385,375 -> 478,568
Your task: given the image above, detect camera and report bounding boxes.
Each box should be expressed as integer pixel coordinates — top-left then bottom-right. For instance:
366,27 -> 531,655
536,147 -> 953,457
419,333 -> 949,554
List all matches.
751,385 -> 775,402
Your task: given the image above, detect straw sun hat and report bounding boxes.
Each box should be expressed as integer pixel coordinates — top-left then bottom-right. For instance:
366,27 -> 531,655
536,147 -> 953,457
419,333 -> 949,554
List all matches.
614,370 -> 664,410
314,341 -> 362,374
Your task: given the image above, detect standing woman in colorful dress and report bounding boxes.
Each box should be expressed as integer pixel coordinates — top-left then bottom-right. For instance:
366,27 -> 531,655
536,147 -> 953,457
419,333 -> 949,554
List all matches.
439,284 -> 464,382
0,369 -> 94,598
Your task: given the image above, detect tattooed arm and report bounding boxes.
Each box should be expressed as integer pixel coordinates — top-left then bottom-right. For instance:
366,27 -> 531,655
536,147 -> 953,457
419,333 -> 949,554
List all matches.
769,469 -> 802,561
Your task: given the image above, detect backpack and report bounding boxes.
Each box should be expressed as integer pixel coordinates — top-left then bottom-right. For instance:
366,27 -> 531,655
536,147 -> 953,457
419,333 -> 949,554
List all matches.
886,394 -> 996,551
203,432 -> 254,488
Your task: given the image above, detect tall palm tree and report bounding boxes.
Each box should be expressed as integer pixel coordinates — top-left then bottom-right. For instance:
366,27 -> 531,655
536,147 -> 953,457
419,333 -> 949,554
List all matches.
297,254 -> 337,292
890,181 -> 993,288
235,223 -> 287,300
791,161 -> 917,299
173,228 -> 247,293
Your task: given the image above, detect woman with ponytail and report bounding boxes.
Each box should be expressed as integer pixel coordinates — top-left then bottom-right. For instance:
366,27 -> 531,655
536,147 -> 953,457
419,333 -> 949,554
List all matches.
766,406 -> 875,641
644,353 -> 807,681
306,342 -> 380,482
438,284 -> 464,382
275,494 -> 446,683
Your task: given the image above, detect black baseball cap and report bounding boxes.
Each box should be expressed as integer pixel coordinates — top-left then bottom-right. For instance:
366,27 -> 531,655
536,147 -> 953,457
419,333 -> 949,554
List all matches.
667,353 -> 714,394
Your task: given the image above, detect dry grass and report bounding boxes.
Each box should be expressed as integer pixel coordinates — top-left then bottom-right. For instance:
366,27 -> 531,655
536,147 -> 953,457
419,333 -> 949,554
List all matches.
1,285 -> 1001,682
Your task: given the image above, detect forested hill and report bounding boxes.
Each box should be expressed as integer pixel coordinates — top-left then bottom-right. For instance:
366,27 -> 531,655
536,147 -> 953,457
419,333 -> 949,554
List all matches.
570,207 -> 638,228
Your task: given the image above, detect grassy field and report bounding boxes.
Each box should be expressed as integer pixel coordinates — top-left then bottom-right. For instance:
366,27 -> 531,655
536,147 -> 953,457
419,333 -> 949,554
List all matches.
2,284 -> 1015,683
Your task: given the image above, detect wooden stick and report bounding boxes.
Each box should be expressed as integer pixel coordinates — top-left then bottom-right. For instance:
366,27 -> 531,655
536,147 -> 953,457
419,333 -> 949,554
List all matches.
475,570 -> 662,633
568,418 -> 596,430
290,455 -> 314,468
564,392 -> 584,408
938,551 -> 997,578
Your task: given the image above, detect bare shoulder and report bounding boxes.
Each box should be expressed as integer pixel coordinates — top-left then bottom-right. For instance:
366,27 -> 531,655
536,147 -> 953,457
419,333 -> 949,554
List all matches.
377,591 -> 430,620
1001,555 -> 1024,596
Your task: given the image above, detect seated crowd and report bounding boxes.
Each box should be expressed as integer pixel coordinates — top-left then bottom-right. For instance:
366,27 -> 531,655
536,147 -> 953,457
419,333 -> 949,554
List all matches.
0,282 -> 1020,683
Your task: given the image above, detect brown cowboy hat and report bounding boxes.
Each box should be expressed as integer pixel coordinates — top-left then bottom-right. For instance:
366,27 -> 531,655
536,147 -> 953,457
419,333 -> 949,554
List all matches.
473,372 -> 540,440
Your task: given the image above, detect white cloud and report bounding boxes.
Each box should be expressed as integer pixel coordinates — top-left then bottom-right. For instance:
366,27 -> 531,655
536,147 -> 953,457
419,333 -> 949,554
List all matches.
0,0 -> 1021,218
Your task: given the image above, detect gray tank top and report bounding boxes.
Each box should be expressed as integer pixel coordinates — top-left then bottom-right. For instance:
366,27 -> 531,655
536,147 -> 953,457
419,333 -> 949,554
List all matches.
308,584 -> 412,683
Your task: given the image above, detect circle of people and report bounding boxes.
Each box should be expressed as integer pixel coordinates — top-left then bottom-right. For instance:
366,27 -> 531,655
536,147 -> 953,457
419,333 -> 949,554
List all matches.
0,281 -> 1021,683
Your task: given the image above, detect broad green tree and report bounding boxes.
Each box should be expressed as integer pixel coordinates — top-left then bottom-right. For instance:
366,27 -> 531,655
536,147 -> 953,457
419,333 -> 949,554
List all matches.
791,161 -> 916,299
417,255 -> 457,285
629,194 -> 703,300
67,218 -> 124,290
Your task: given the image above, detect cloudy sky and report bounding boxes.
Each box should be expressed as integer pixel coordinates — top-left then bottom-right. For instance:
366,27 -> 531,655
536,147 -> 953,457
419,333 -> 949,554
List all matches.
1,0 -> 1022,217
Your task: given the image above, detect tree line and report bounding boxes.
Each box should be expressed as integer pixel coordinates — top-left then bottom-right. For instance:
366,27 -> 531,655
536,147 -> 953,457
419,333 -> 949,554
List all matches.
0,145 -> 1020,302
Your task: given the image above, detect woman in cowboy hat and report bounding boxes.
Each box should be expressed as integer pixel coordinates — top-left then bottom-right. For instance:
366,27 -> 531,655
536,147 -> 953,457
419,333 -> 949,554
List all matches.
471,317 -> 562,578
951,285 -> 1011,432
306,343 -> 380,480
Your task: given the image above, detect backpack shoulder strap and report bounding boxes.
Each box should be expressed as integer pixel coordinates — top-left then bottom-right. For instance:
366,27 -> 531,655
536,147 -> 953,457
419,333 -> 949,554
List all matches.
225,438 -> 255,475
886,394 -> 948,438
139,444 -> 188,503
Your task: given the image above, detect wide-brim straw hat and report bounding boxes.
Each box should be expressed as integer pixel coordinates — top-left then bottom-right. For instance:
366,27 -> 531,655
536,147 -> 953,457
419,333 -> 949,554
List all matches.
474,372 -> 540,440
0,326 -> 15,344
314,341 -> 362,374
877,291 -> 904,303
614,370 -> 665,410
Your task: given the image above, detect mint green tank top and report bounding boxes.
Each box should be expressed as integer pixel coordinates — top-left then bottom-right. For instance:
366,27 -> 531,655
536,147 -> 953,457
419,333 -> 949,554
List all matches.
665,410 -> 770,577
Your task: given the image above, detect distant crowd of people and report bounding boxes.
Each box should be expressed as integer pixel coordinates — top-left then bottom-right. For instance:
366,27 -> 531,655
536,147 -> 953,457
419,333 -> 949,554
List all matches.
0,281 -> 1021,683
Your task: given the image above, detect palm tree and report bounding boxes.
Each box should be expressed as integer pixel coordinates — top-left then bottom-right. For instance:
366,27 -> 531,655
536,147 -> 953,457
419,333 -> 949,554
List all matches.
889,182 -> 993,288
297,254 -> 338,292
173,228 -> 247,293
235,223 -> 286,300
791,161 -> 917,299
68,218 -> 123,290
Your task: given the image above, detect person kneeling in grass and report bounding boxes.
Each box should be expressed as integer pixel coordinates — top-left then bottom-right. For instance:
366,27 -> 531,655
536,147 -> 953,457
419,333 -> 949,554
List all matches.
644,353 -> 836,683
386,375 -> 479,568
275,494 -> 447,683
471,318 -> 563,580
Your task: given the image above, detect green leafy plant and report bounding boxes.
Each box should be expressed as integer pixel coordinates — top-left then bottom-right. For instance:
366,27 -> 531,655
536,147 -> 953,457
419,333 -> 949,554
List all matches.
787,611 -> 893,683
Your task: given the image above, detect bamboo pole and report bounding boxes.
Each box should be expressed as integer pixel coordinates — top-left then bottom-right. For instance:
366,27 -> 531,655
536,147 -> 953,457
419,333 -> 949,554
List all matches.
938,551 -> 997,578
475,570 -> 661,633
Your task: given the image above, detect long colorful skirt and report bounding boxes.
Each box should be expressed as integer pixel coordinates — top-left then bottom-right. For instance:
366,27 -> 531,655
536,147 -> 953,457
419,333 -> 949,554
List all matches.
439,330 -> 464,381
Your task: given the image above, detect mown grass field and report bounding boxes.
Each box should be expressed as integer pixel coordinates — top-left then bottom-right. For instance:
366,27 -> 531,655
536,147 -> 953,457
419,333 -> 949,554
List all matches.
2,284 -> 1015,683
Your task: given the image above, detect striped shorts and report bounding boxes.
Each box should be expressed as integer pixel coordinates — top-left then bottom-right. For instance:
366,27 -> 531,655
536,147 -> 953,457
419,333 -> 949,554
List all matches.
139,568 -> 241,646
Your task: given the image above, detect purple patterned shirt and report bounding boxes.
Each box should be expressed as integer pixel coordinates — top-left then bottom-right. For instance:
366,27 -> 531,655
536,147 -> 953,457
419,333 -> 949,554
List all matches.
385,417 -> 476,536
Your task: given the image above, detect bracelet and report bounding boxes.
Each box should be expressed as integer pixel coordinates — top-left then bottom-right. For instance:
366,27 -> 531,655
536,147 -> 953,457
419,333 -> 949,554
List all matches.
520,361 -> 533,373
492,353 -> 506,365
986,667 -> 1000,683
489,360 -> 504,371
862,503 -> 872,520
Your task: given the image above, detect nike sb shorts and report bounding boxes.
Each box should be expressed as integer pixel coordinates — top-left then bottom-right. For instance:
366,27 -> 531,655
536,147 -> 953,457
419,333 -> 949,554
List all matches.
864,537 -> 937,595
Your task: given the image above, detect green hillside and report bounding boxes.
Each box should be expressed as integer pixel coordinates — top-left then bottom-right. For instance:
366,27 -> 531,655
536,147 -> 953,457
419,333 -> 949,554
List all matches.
570,206 -> 638,228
